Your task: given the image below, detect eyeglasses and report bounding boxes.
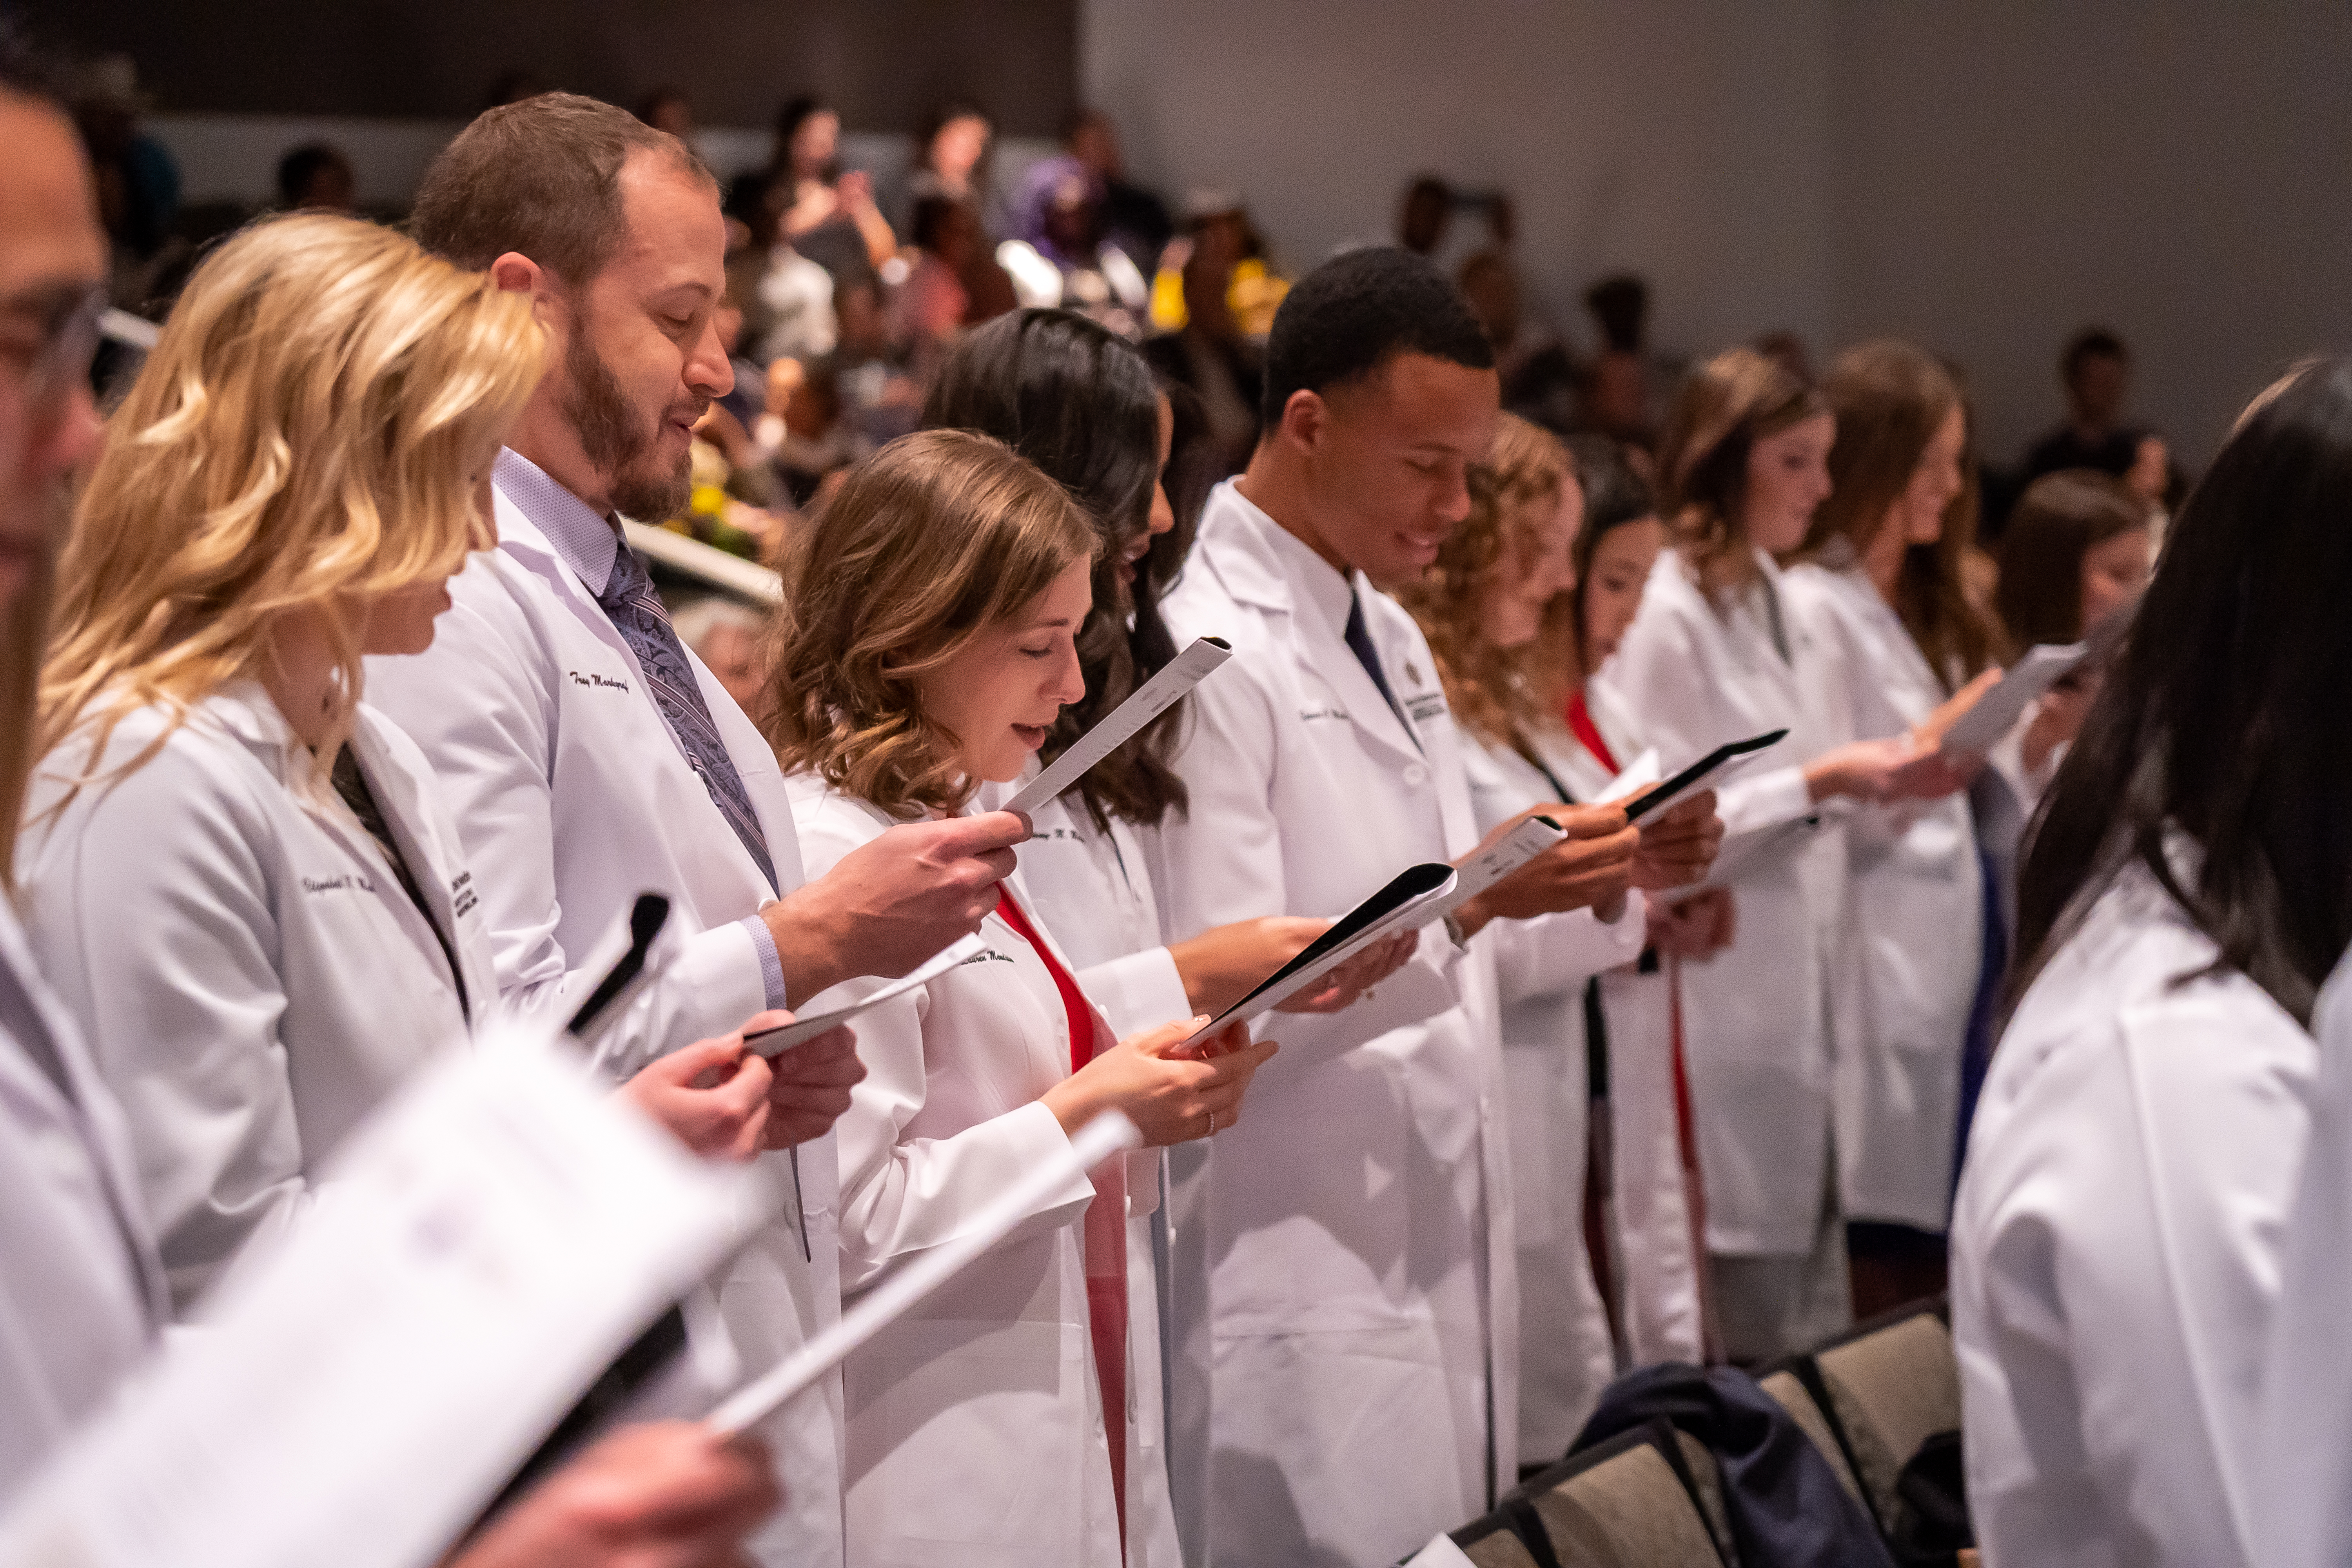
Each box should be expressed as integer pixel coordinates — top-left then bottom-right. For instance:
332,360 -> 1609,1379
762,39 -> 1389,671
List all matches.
2,281 -> 109,418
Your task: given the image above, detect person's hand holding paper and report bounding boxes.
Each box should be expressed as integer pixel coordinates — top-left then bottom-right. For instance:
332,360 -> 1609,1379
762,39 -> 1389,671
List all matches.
1624,788 -> 1724,891
1649,885 -> 1737,960
453,1421 -> 781,1568
1450,802 -> 1639,936
749,1018 -> 866,1150
1165,916 -> 1417,1018
764,810 -> 1029,998
1039,1015 -> 1275,1144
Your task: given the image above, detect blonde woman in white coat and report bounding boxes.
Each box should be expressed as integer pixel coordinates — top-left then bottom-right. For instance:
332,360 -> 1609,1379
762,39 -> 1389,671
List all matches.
1399,417 -> 1721,1466
0,169 -> 785,1562
20,216 -> 828,1307
762,430 -> 1274,1568
1780,341 -> 1998,1321
1603,347 -> 1959,1363
922,311 -> 1412,1561
1955,361 -> 2352,1568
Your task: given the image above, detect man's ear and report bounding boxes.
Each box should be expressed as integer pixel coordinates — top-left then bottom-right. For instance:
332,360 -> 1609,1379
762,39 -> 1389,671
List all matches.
488,252 -> 563,325
1276,388 -> 1326,455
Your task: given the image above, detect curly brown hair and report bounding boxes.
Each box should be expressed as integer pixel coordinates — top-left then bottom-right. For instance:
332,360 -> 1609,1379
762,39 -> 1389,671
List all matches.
1397,413 -> 1572,751
761,430 -> 1100,817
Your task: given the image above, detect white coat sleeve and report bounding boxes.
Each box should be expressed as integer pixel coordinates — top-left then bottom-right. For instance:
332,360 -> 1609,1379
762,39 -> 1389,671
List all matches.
1604,598 -> 1813,841
1149,664 -> 1457,1076
826,982 -> 1098,1295
21,748 -> 317,1310
1485,895 -> 1649,1009
1076,948 -> 1194,1042
1963,996 -> 2302,1568
2258,968 -> 2352,1568
366,561 -> 768,1077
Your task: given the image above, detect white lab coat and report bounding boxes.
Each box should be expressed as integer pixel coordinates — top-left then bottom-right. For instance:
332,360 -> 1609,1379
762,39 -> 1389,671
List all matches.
2255,952 -> 2352,1568
0,893 -> 166,1506
791,779 -> 1158,1568
1521,692 -> 1706,1404
20,686 -> 497,1308
365,471 -> 843,1568
1459,730 -> 1649,1465
1782,561 -> 1982,1232
991,772 -> 1196,1568
1601,548 -> 1856,1256
1951,849 -> 2312,1568
1146,480 -> 1515,1568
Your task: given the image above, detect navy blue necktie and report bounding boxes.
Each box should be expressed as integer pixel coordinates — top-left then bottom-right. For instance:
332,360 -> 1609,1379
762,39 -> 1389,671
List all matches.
1344,587 -> 1421,750
596,544 -> 779,893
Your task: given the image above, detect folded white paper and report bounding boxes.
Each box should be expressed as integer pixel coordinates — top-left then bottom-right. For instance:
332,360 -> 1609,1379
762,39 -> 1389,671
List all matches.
707,1110 -> 1143,1435
1183,862 -> 1458,1045
1936,642 -> 2086,757
1415,812 -> 1568,928
1403,1532 -> 1480,1567
744,933 -> 988,1054
1003,637 -> 1230,816
0,1031 -> 766,1568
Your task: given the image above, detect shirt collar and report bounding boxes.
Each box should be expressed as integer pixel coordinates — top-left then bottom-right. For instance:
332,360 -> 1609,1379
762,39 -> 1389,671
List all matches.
494,448 -> 621,595
1220,481 -> 1359,639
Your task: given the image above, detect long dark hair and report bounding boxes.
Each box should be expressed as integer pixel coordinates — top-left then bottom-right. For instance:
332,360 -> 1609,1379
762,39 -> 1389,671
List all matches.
921,309 -> 1189,829
2014,359 -> 2352,1025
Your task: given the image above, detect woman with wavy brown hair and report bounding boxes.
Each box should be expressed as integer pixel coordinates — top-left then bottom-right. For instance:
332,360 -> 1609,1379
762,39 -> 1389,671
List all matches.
1604,346 -> 1955,1361
1399,413 -> 1722,1460
762,427 -> 1273,1568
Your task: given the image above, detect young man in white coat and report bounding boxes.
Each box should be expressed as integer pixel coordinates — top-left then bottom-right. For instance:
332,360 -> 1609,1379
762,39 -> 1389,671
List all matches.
365,95 -> 1028,1568
1147,248 -> 1648,1567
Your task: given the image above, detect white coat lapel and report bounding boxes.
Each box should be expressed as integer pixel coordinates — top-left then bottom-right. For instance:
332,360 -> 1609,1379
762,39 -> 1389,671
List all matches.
1205,508 -> 1429,767
346,711 -> 498,1020
495,482 -> 788,900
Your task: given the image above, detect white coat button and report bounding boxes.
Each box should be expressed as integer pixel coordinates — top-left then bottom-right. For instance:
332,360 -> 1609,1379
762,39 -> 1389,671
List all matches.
1403,764 -> 1428,786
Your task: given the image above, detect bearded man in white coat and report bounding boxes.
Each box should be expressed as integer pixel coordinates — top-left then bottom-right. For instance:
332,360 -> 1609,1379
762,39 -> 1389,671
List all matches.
366,95 -> 1028,1568
1147,248 -> 1647,1567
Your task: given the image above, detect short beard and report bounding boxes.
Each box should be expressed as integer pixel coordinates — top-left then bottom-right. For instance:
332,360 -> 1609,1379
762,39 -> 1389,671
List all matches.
560,319 -> 695,522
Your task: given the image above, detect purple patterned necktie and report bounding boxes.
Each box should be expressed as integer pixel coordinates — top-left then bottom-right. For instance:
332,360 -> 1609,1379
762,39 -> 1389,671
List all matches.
595,544 -> 778,893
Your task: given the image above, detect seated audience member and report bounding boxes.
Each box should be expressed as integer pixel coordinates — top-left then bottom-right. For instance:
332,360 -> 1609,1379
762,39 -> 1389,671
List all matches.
1000,156 -> 1149,337
633,86 -> 694,140
2017,327 -> 2185,506
826,269 -> 920,447
903,100 -> 1018,320
891,194 -> 978,369
1572,273 -> 1676,456
275,141 -> 355,212
726,180 -> 837,367
1457,248 -> 1575,433
767,354 -> 864,505
762,429 -> 1274,1567
673,598 -> 771,720
0,77 -> 782,1563
1063,107 -> 1172,268
1141,205 -> 1263,479
1953,359 -> 2352,1568
729,97 -> 893,287
903,100 -> 1000,234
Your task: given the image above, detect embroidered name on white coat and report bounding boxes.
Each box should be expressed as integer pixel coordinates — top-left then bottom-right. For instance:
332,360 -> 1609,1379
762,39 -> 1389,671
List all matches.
302,873 -> 376,895
564,670 -> 632,693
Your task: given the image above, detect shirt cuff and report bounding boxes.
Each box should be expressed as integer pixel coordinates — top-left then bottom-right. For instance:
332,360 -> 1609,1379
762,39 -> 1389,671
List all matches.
740,911 -> 789,1012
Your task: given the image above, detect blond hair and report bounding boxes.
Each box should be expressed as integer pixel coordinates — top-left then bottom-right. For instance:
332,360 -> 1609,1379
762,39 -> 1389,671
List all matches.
1398,413 -> 1572,751
763,429 -> 1098,817
41,212 -> 543,789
